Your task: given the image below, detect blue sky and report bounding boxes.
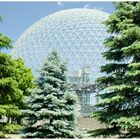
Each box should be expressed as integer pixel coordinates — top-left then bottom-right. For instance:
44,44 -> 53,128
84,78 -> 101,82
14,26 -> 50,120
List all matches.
0,2 -> 115,45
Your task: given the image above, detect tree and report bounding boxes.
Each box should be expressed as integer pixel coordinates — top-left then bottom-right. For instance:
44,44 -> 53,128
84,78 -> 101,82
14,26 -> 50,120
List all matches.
10,58 -> 35,125
90,2 -> 140,138
0,20 -> 34,137
0,49 -> 34,138
0,33 -> 21,137
22,50 -> 79,138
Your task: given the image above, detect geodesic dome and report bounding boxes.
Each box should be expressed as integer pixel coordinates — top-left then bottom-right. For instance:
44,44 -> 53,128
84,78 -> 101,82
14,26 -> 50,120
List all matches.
11,8 -> 110,82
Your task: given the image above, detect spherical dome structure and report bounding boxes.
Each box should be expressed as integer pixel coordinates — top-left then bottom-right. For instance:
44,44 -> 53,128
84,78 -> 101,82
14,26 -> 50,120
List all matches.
11,8 -> 109,82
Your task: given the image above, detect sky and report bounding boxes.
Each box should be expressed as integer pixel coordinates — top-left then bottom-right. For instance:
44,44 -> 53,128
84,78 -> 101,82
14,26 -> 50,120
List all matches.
0,2 -> 115,44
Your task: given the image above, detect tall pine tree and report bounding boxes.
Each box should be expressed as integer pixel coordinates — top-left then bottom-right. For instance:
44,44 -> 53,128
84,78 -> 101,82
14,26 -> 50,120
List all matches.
22,50 -> 79,138
90,2 -> 140,138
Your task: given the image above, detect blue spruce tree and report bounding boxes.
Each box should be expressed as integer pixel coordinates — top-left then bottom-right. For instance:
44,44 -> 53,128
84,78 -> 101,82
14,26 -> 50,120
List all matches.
22,50 -> 79,138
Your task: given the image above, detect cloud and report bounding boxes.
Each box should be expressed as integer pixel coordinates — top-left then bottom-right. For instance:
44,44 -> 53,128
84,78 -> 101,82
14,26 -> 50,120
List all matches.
83,4 -> 90,9
57,1 -> 64,6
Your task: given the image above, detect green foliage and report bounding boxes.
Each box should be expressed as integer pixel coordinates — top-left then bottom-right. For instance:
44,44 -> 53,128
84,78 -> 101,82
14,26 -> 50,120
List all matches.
0,123 -> 23,133
91,2 -> 140,138
88,127 -> 120,138
22,50 -> 79,138
0,33 -> 12,49
0,55 -> 34,137
0,105 -> 22,117
0,131 -> 4,138
0,53 -> 35,107
0,19 -> 35,137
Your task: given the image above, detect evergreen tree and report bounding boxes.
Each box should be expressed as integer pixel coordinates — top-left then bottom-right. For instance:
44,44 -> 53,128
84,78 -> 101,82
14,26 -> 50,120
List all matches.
22,50 -> 79,138
90,2 -> 140,138
0,20 -> 34,137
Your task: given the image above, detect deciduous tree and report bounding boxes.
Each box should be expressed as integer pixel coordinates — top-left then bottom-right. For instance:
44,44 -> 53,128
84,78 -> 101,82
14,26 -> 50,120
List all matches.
0,19 -> 34,137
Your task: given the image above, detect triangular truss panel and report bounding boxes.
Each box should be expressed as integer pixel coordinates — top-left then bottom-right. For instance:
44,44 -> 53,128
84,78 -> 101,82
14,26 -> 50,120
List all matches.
11,8 -> 110,82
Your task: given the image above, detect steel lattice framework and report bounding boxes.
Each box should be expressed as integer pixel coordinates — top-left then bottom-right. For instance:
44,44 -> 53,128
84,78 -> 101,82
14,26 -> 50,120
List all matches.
11,8 -> 110,81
